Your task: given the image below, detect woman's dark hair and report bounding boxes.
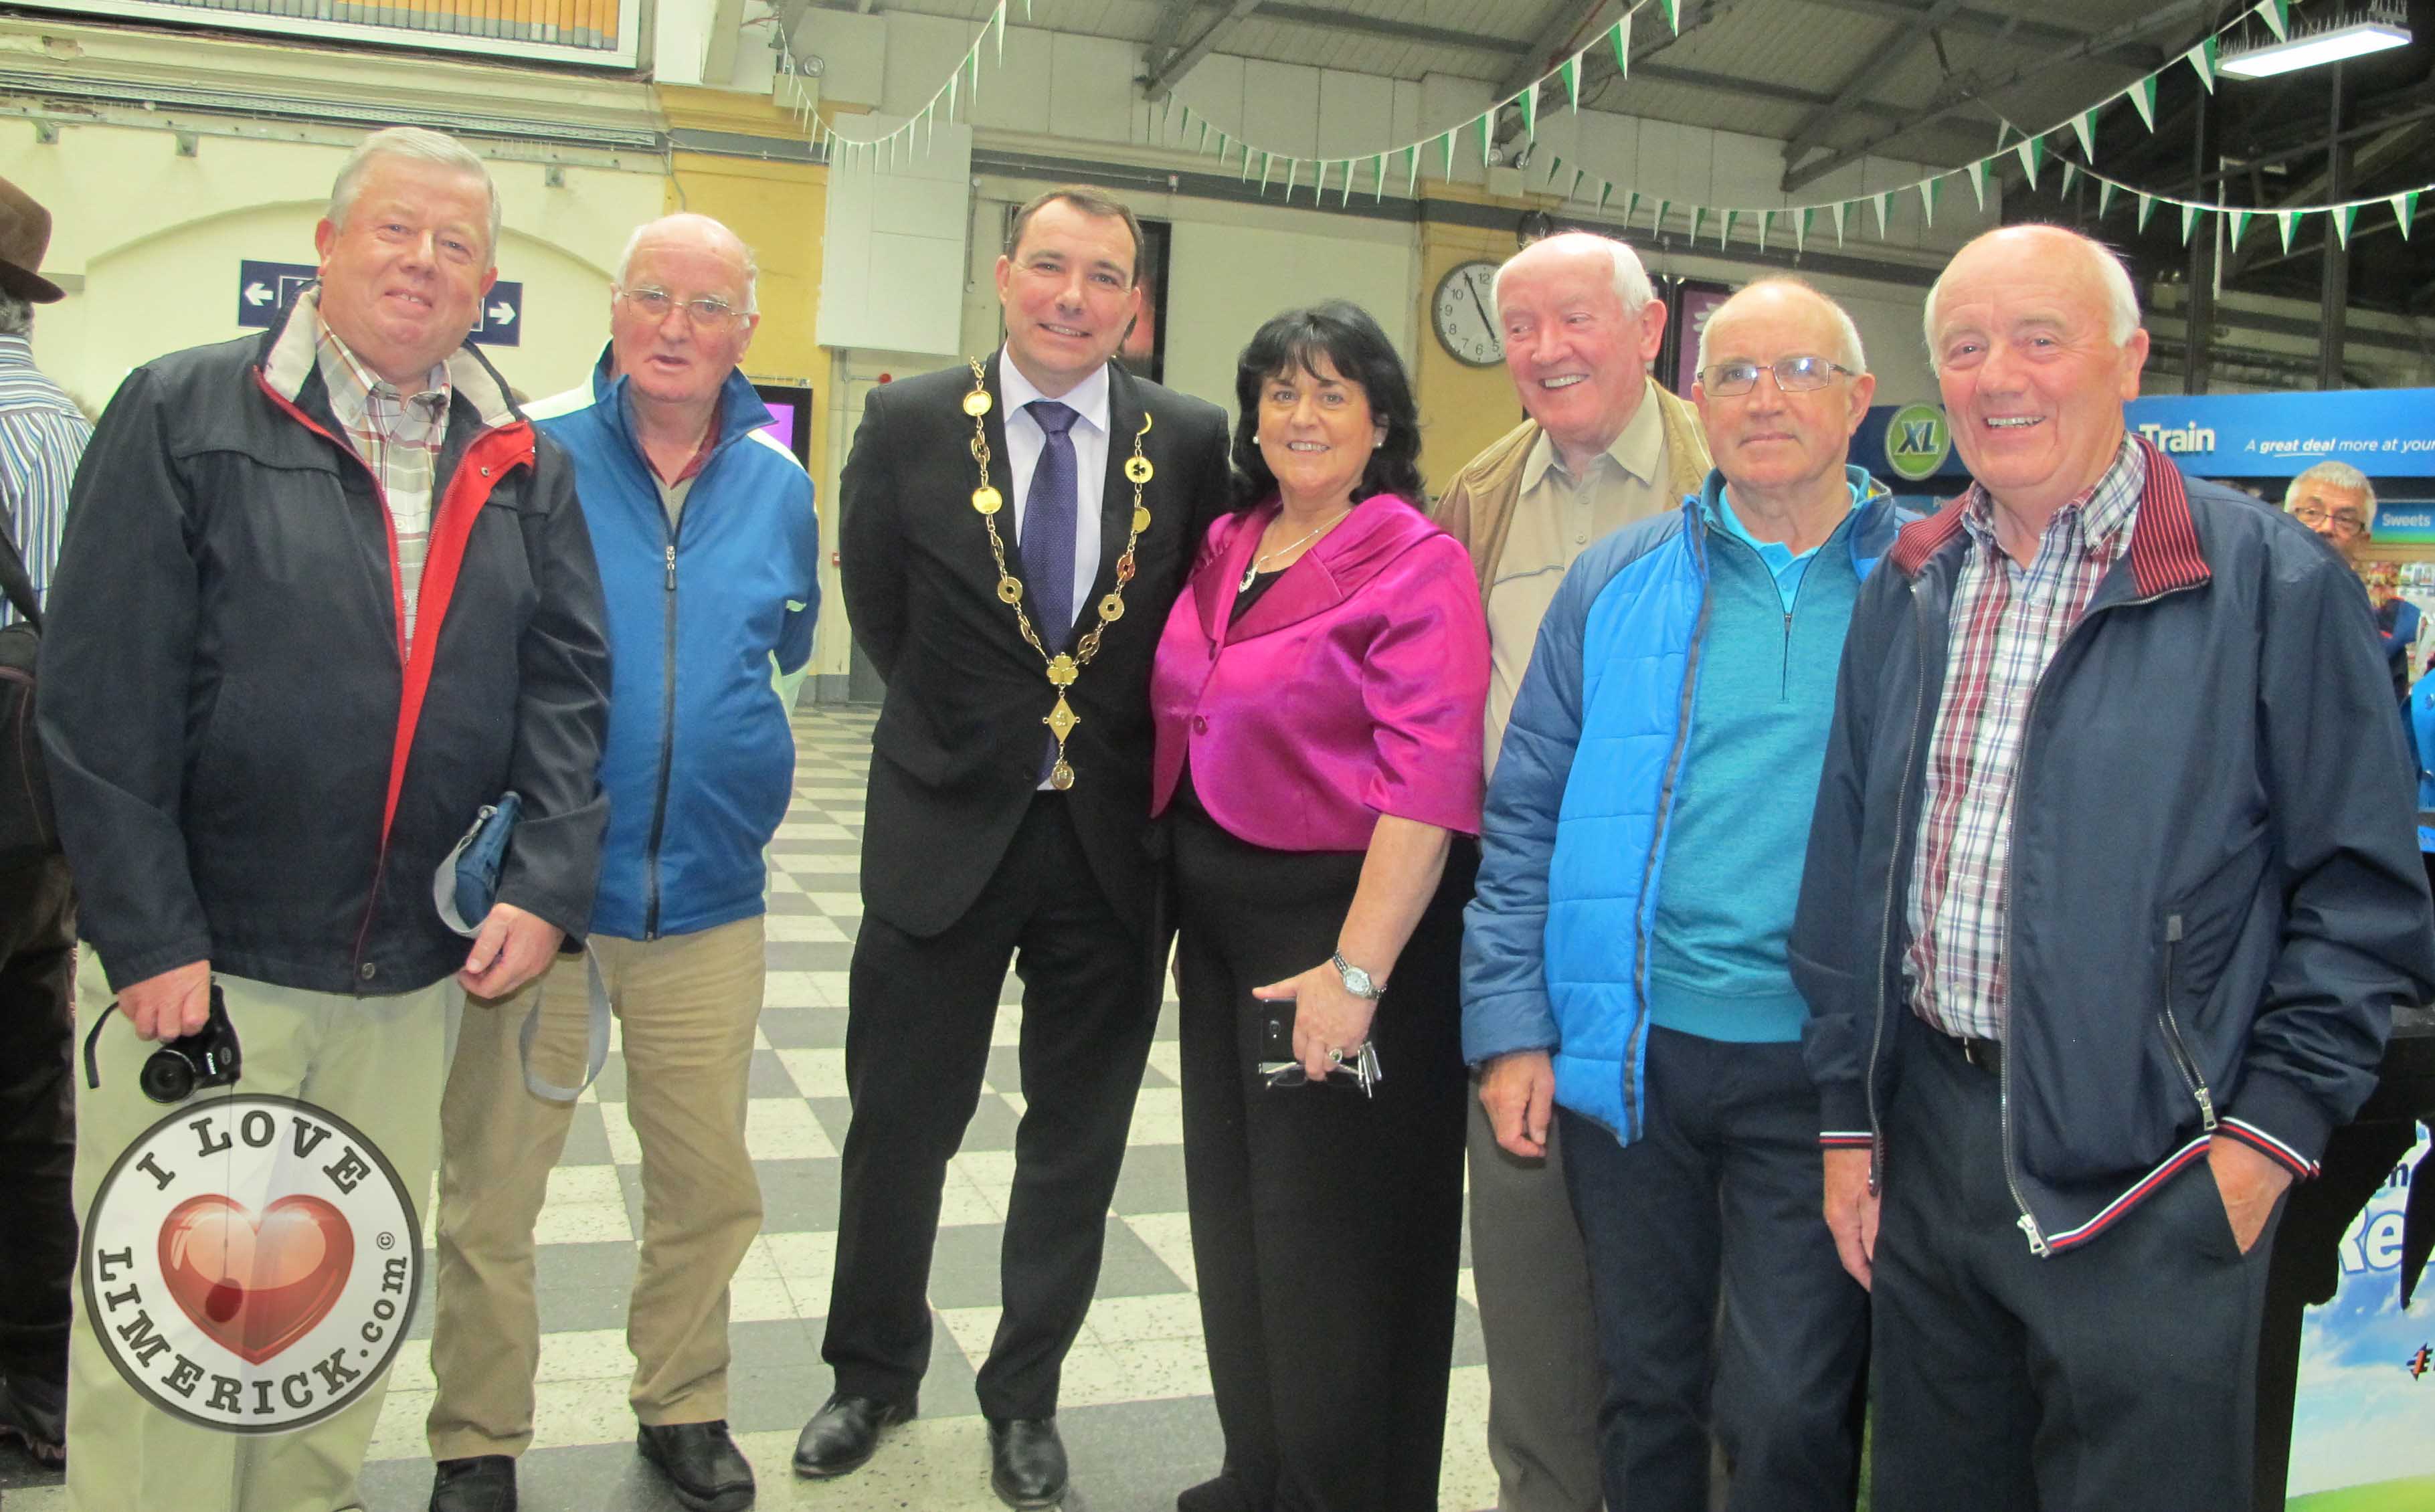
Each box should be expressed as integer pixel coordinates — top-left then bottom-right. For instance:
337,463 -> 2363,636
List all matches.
1229,300 -> 1425,512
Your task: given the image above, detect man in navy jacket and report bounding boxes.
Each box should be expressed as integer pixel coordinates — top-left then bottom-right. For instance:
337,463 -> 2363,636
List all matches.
1792,224 -> 2435,1511
423,213 -> 818,1512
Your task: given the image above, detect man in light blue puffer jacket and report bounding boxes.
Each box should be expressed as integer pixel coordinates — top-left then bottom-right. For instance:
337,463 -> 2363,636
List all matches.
424,213 -> 819,1512
1464,278 -> 1901,1512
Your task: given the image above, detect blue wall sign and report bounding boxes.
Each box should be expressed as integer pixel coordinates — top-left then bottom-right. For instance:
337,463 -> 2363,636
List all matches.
235,260 -> 523,349
1858,389 -> 2435,489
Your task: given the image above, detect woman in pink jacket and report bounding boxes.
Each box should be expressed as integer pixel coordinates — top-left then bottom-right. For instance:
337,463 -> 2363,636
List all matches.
1150,301 -> 1490,1512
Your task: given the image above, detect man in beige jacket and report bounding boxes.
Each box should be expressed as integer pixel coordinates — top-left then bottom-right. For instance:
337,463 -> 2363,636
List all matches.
1433,229 -> 1710,1512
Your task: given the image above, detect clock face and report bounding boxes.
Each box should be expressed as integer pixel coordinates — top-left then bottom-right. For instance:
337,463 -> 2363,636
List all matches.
1432,259 -> 1505,368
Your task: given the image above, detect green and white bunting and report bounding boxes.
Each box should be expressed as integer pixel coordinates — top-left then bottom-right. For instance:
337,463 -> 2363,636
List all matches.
802,0 -> 2435,274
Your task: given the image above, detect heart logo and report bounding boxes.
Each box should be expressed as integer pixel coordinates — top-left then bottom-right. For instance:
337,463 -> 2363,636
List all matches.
157,1194 -> 355,1365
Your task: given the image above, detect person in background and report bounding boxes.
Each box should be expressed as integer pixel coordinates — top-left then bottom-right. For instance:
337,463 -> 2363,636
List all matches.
424,211 -> 818,1512
0,172 -> 91,1473
1464,277 -> 1890,1512
41,125 -> 609,1512
798,185 -> 1231,1511
1152,300 -> 1487,1512
2361,561 -> 2420,706
1428,227 -> 1710,1512
1794,224 -> 2435,1511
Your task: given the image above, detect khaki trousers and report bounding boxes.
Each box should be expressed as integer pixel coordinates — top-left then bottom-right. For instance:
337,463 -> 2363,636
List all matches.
426,917 -> 764,1459
64,953 -> 456,1512
1467,1080 -> 1610,1512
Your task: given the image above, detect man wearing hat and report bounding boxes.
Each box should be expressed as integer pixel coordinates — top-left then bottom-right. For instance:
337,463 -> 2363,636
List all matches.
0,171 -> 90,1471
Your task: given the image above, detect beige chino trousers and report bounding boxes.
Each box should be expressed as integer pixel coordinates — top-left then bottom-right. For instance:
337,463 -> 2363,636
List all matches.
425,916 -> 765,1460
64,953 -> 457,1512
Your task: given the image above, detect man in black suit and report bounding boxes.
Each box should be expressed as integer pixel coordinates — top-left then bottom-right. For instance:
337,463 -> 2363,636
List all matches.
796,185 -> 1231,1509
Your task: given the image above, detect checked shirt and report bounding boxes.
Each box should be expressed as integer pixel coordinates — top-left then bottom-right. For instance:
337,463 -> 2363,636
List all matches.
1904,436 -> 2145,1041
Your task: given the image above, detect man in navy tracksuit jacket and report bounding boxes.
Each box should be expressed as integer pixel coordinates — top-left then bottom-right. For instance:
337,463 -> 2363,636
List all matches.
424,213 -> 820,1512
1464,279 -> 1897,1512
1792,225 -> 2435,1511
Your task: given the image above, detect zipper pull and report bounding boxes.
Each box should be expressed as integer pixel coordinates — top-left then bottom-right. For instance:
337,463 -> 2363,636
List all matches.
664,543 -> 677,590
2017,1212 -> 2052,1258
2166,914 -> 2185,943
2195,1087 -> 2218,1130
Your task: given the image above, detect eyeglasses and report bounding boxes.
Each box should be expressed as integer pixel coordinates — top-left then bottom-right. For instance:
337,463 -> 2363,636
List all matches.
1698,355 -> 1858,396
618,287 -> 747,329
2292,503 -> 2368,535
1259,1041 -> 1383,1098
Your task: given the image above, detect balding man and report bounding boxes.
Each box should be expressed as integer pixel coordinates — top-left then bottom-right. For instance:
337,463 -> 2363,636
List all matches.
44,126 -> 609,1512
1792,225 -> 2435,1509
1466,277 -> 1889,1511
424,213 -> 819,1512
1431,229 -> 1709,1512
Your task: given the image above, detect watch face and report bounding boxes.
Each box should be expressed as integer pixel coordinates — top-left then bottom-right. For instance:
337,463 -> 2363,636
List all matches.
1432,260 -> 1505,368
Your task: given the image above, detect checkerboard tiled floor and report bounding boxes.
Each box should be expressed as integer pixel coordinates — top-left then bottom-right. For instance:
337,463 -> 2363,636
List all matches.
0,706 -> 1496,1511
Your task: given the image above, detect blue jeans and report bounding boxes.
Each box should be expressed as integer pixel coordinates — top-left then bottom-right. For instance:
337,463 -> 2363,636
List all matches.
1560,1027 -> 1869,1512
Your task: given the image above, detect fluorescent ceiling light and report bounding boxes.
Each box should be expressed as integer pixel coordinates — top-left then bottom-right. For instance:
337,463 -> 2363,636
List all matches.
2221,19 -> 2412,78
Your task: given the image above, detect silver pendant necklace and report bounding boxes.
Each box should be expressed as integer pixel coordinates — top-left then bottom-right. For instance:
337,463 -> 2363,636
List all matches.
1241,508 -> 1350,591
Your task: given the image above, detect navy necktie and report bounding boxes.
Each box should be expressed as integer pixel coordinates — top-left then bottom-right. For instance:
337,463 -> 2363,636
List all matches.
1021,400 -> 1080,653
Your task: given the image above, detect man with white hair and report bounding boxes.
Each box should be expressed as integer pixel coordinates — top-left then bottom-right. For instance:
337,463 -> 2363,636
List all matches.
1466,276 -> 1890,1511
1430,227 -> 1709,1512
423,212 -> 818,1512
1793,223 -> 2435,1509
42,125 -> 610,1511
2284,462 -> 2418,698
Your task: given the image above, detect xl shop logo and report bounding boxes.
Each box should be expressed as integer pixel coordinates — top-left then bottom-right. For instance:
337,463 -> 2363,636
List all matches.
81,1095 -> 420,1432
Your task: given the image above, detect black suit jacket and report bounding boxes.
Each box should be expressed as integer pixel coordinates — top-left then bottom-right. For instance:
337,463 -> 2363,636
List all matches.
842,354 -> 1232,939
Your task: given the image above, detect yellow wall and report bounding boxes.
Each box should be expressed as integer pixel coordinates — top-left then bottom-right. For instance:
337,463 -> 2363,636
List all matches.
654,86 -> 846,676
1414,189 -> 1528,497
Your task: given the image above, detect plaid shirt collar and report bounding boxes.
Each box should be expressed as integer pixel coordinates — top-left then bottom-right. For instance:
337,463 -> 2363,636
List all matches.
312,300 -> 450,442
1953,434 -> 2145,572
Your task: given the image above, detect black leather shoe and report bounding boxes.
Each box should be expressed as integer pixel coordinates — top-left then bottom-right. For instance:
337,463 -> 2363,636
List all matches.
0,1372 -> 65,1469
988,1416 -> 1068,1509
792,1392 -> 911,1479
636,1420 -> 755,1512
428,1455 -> 518,1512
1176,1471 -> 1253,1512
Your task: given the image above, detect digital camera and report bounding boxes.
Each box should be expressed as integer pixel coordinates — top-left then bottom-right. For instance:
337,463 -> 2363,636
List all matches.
137,983 -> 242,1103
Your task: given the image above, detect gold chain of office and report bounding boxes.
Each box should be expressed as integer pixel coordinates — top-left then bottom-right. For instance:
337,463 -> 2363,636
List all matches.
964,357 -> 1156,791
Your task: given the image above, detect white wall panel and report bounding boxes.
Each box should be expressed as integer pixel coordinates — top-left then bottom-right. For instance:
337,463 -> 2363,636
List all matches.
1241,60 -> 1322,161
1049,32 -> 1138,143
1164,213 -> 1415,415
818,116 -> 974,357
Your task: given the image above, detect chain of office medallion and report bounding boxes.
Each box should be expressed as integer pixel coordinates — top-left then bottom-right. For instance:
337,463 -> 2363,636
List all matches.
964,355 -> 1156,788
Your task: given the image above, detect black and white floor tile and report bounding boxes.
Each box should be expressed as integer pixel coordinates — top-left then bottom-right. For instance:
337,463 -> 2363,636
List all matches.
1,706 -> 1497,1511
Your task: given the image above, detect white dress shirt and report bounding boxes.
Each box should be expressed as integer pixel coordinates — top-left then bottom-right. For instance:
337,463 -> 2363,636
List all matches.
997,347 -> 1109,627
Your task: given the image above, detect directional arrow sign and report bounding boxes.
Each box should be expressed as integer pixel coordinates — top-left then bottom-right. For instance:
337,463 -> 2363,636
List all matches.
236,260 -> 524,350
235,259 -> 319,330
467,281 -> 522,348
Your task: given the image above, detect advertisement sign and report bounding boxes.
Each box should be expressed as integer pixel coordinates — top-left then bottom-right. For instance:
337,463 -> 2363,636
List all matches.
2286,1135 -> 2435,1510
1882,402 -> 1953,482
2123,389 -> 2435,480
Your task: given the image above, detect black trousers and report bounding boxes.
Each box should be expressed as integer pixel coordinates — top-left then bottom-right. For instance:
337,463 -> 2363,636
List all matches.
1872,1028 -> 2283,1512
0,852 -> 75,1393
824,793 -> 1161,1420
1172,812 -> 1471,1512
1560,1028 -> 1869,1512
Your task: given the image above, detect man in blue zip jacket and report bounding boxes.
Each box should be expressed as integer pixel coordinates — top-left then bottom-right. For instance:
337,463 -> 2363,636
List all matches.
1793,225 -> 2435,1511
1464,278 -> 1891,1512
423,212 -> 819,1512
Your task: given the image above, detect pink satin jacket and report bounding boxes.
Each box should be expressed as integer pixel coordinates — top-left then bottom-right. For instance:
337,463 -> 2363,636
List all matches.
1150,494 -> 1489,852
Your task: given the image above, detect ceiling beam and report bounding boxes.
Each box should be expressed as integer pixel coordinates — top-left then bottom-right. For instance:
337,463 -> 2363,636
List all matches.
2226,119 -> 2435,278
1779,0 -> 2209,193
1633,62 -> 1912,122
1254,3 -> 1528,56
1498,0 -> 1621,98
1779,0 -> 1965,164
1144,0 -> 1196,75
1142,0 -> 1262,101
1791,0 -> 2103,54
